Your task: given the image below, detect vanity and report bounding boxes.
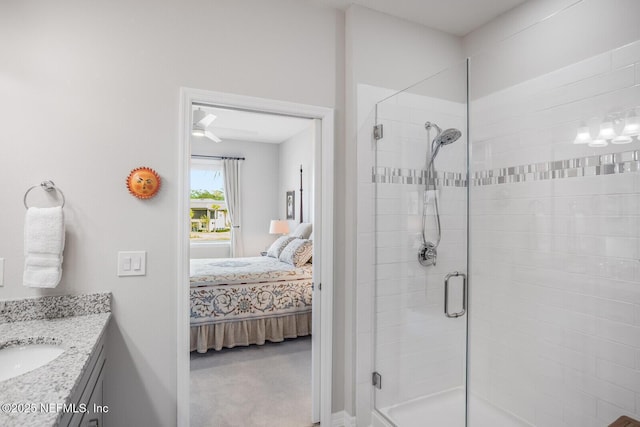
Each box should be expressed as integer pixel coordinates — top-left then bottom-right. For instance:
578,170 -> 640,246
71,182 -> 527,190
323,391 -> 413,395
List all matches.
0,293 -> 111,427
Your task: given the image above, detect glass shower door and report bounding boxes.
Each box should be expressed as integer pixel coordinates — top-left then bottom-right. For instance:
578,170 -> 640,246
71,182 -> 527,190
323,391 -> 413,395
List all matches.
372,60 -> 469,427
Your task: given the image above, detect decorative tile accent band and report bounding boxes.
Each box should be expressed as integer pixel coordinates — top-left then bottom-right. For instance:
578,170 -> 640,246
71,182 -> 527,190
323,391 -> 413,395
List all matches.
0,292 -> 111,324
372,167 -> 467,187
373,149 -> 640,187
472,150 -> 640,186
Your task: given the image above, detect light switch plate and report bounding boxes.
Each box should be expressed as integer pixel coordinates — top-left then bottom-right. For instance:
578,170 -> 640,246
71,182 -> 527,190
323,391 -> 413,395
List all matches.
117,251 -> 146,277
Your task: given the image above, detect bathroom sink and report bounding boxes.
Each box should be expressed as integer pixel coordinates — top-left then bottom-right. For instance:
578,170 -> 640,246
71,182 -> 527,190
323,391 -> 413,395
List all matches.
0,344 -> 64,382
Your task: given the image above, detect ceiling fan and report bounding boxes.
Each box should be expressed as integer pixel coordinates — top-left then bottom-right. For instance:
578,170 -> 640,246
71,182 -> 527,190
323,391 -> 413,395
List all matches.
192,108 -> 222,142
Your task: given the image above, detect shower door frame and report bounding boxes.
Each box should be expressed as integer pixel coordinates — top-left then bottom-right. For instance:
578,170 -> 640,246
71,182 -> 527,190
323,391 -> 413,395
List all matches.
369,57 -> 471,426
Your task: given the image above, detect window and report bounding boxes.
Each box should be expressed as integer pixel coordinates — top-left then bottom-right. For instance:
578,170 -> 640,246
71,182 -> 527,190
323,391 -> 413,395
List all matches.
190,159 -> 230,243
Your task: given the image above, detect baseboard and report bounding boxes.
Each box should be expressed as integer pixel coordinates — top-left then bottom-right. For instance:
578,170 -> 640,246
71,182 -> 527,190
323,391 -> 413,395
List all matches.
332,410 -> 356,427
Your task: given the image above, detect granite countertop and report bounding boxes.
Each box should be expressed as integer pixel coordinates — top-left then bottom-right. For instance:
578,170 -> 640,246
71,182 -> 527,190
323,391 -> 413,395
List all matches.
0,293 -> 111,427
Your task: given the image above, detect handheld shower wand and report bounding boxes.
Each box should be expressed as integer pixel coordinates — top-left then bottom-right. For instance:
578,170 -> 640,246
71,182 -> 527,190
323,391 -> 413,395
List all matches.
419,122 -> 461,267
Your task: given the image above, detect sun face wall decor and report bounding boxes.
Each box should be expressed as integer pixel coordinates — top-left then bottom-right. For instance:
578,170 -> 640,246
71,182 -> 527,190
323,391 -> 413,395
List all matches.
126,167 -> 161,199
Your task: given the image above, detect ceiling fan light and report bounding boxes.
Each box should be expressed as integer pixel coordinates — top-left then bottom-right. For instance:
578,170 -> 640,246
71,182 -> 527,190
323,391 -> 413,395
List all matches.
194,110 -> 217,128
192,123 -> 206,137
192,107 -> 220,140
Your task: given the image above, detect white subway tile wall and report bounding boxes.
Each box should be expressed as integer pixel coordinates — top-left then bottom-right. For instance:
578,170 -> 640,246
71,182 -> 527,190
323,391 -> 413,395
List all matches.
469,39 -> 640,426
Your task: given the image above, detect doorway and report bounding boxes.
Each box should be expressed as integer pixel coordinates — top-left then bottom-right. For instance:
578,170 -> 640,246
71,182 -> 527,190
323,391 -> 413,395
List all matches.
177,88 -> 334,426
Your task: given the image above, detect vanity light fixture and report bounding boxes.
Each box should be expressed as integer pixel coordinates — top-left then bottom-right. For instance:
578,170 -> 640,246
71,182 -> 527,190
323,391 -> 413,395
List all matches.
575,108 -> 639,148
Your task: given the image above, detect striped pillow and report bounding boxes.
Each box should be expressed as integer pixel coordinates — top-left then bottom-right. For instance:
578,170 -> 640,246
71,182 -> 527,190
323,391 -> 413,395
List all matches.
279,239 -> 313,267
267,236 -> 296,258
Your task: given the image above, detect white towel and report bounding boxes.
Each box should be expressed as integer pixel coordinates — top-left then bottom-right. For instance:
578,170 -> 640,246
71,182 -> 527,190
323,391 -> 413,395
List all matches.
23,206 -> 65,288
23,255 -> 63,288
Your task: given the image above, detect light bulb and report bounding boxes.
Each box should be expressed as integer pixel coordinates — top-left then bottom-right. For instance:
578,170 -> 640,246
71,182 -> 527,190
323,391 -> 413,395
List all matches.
597,121 -> 616,140
573,124 -> 592,144
622,114 -> 640,137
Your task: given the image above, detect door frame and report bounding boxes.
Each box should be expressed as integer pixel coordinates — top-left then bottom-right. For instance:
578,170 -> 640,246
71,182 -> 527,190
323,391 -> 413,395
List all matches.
176,87 -> 334,426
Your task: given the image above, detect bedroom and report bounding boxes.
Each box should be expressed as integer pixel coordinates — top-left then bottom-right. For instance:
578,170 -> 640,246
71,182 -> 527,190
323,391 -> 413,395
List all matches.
187,104 -> 318,426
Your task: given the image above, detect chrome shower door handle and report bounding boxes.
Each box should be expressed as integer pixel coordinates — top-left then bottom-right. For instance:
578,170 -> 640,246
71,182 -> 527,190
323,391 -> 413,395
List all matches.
444,271 -> 467,318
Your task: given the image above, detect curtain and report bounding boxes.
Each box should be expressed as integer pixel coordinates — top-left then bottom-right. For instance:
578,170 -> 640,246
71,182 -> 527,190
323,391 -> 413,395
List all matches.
223,159 -> 243,257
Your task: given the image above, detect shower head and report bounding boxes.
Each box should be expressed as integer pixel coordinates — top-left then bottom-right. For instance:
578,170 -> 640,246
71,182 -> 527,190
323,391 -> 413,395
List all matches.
428,126 -> 462,162
425,121 -> 462,149
434,128 -> 462,147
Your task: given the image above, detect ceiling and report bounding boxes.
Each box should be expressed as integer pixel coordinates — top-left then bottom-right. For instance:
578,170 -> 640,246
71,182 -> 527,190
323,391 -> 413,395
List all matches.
193,105 -> 313,144
314,0 -> 527,36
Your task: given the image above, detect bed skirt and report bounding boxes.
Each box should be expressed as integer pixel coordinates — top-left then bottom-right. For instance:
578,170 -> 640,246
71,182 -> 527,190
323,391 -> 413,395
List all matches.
190,311 -> 312,353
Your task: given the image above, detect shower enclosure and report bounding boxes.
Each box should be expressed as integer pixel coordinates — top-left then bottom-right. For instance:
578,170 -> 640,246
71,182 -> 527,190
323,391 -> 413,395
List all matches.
366,4 -> 640,426
371,60 -> 470,426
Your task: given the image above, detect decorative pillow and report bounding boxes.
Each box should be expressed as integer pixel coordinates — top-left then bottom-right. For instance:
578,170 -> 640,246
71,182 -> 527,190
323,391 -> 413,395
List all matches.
307,232 -> 313,263
290,223 -> 313,239
279,239 -> 313,267
266,236 -> 296,258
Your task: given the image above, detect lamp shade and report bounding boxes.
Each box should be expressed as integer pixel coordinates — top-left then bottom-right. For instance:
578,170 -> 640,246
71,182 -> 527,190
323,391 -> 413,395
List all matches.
269,220 -> 290,235
573,124 -> 592,144
597,121 -> 616,140
622,114 -> 640,137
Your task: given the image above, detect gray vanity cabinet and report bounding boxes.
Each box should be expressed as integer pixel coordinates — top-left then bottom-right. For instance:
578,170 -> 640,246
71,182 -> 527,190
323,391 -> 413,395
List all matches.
59,332 -> 106,427
79,359 -> 105,427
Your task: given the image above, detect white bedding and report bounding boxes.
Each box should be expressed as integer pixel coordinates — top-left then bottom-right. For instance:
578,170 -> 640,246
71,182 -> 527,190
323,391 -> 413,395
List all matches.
190,256 -> 312,287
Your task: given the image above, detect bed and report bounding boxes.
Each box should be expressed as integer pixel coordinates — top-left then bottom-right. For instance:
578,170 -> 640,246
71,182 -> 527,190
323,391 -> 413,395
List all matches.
190,255 -> 313,353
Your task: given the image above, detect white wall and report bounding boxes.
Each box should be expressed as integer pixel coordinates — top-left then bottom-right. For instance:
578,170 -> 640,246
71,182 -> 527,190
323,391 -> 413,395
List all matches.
346,6 -> 465,424
464,0 -> 640,97
469,40 -> 640,427
278,126 -> 314,233
0,0 -> 344,424
191,138 -> 280,257
464,0 -> 640,425
347,5 -> 465,94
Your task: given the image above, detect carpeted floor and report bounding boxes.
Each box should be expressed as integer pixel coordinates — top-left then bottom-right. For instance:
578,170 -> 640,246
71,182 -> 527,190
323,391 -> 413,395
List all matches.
190,336 -> 314,427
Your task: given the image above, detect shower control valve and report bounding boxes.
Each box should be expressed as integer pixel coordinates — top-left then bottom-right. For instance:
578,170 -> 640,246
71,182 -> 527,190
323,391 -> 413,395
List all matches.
418,242 -> 437,267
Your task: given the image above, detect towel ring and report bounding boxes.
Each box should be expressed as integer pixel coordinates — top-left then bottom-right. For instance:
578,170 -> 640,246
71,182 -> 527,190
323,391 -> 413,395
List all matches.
23,180 -> 66,209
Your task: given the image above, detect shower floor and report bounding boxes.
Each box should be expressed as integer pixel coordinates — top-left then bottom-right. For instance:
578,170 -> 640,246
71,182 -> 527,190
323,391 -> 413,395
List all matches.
379,388 -> 532,427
